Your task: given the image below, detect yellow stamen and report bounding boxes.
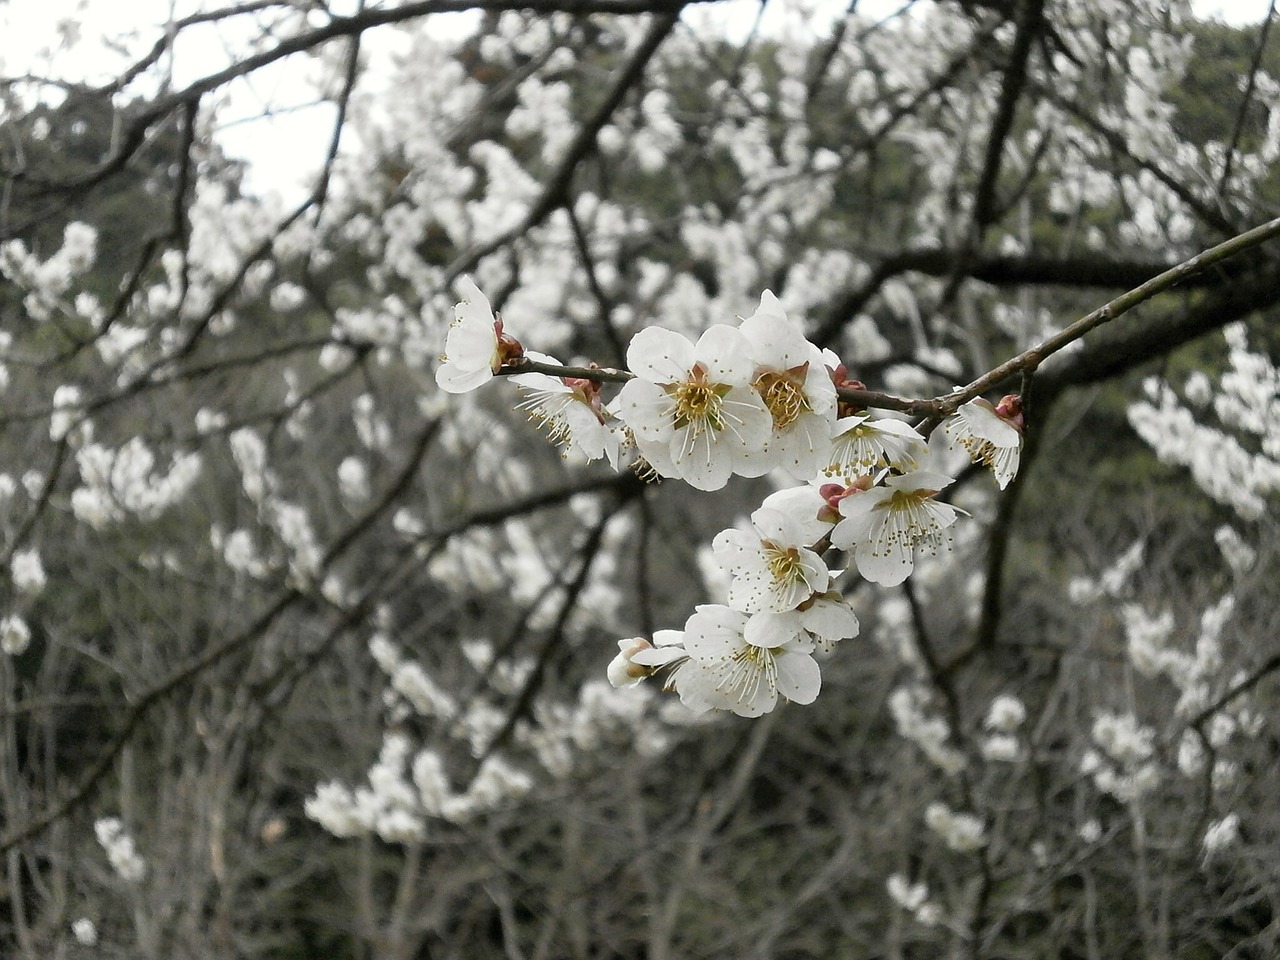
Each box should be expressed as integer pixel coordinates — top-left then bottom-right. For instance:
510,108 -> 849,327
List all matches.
754,369 -> 810,430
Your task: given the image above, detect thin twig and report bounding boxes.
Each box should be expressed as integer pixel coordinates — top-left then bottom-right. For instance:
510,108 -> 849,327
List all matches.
496,215 -> 1280,419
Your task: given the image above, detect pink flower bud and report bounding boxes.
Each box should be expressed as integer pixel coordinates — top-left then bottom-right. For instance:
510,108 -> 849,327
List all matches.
994,394 -> 1024,431
607,637 -> 655,688
494,318 -> 525,371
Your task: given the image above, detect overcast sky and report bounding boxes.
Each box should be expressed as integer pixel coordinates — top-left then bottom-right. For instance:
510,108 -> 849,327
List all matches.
1,0 -> 1274,201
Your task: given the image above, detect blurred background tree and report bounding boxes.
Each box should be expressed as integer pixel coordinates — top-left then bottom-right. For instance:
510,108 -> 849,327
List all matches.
1,1 -> 1278,957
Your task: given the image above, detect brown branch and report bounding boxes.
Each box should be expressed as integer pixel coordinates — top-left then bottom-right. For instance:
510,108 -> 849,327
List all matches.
1042,84 -> 1240,238
972,0 -> 1044,232
6,0 -> 701,197
945,214 -> 1280,406
444,7 -> 684,281
0,587 -> 305,854
1187,650 -> 1280,731
497,217 -> 1280,421
1217,0 -> 1276,200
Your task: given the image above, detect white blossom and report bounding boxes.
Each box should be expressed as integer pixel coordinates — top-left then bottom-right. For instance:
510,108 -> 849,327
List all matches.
305,781 -> 366,837
985,694 -> 1027,732
390,661 -> 457,718
747,592 -> 860,656
616,324 -> 773,490
611,628 -> 688,689
825,413 -> 926,480
50,384 -> 86,443
1177,729 -> 1206,777
229,428 -> 272,504
222,529 -> 266,577
924,802 -> 986,851
1,615 -> 31,655
831,469 -> 960,585
1215,525 -> 1255,575
21,471 -> 42,499
71,918 -> 98,946
981,733 -> 1021,762
1092,712 -> 1155,767
889,686 -> 966,775
887,874 -> 928,911
411,750 -> 451,816
73,439 -> 202,525
1083,711 -> 1161,802
512,360 -> 621,467
436,277 -> 513,393
885,872 -> 945,927
94,817 -> 146,883
736,291 -> 837,479
1202,813 -> 1241,860
608,636 -> 658,688
338,456 -> 371,503
941,395 -> 1024,489
712,506 -> 830,614
10,549 -> 47,595
675,604 -> 821,717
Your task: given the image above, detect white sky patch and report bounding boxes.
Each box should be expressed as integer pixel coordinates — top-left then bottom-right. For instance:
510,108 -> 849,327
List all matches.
0,0 -> 1273,202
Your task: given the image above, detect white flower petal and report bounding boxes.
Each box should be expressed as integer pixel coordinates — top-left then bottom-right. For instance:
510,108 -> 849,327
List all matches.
616,380 -> 674,441
958,398 -> 1021,447
800,599 -> 860,642
740,292 -> 810,368
694,324 -> 754,383
672,425 -> 736,490
435,363 -> 493,394
684,605 -> 748,659
727,557 -> 776,612
712,527 -> 758,576
855,541 -> 915,585
744,611 -> 804,648
626,326 -> 695,383
775,649 -> 822,705
759,486 -> 830,542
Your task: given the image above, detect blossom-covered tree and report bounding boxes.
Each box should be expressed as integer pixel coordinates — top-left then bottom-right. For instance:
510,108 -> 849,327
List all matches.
1,1 -> 1279,956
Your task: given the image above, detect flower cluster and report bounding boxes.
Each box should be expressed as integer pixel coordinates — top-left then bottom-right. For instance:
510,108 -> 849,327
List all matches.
435,279 -> 1026,718
94,817 -> 146,884
1,615 -> 31,656
1081,712 -> 1161,802
924,801 -> 987,852
307,630 -> 686,845
887,874 -> 945,928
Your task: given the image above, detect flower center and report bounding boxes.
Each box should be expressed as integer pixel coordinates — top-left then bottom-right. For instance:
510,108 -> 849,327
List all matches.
717,642 -> 778,704
877,488 -> 948,552
884,489 -> 928,520
754,368 -> 810,430
669,363 -> 728,431
765,542 -> 803,584
960,435 -> 998,467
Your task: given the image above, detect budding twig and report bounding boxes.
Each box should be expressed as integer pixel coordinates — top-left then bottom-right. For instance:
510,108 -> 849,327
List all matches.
943,213 -> 1280,407
496,214 -> 1280,417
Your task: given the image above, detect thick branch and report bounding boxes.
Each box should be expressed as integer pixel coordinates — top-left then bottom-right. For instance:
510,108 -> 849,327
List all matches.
500,216 -> 1280,421
445,7 -> 683,281
971,0 -> 1044,231
947,214 -> 1280,405
6,0 -> 701,197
